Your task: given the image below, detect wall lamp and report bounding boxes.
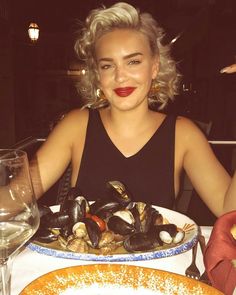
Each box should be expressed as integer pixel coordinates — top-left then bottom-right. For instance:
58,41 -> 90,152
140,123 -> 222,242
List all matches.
28,22 -> 40,43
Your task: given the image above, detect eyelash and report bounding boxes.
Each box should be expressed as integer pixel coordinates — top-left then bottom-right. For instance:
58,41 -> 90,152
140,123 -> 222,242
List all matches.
100,59 -> 141,70
100,64 -> 112,70
128,59 -> 141,65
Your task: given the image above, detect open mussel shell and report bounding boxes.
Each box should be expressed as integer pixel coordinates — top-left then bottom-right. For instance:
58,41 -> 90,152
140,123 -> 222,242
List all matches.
154,224 -> 185,244
142,205 -> 163,233
89,198 -> 122,219
173,229 -> 185,244
106,180 -> 132,206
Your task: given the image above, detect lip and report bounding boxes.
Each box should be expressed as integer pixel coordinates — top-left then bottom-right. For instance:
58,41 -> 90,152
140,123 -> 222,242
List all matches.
114,87 -> 136,97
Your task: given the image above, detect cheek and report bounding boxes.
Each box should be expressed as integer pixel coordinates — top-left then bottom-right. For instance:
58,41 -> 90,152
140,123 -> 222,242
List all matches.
133,68 -> 154,83
98,73 -> 111,88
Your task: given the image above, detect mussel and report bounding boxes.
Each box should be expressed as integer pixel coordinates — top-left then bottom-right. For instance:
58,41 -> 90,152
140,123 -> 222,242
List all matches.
83,218 -> 102,249
33,227 -> 59,243
107,215 -> 136,236
123,232 -> 160,252
106,180 -> 132,206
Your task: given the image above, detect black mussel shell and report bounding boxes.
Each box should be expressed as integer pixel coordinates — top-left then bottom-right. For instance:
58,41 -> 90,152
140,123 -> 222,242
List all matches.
60,187 -> 83,213
83,218 -> 101,249
107,215 -> 136,236
142,205 -> 162,233
123,232 -> 160,252
33,227 -> 58,243
90,198 -> 122,219
154,224 -> 178,237
45,212 -> 70,228
60,223 -> 73,239
66,199 -> 86,224
129,204 -> 142,232
37,204 -> 53,218
106,180 -> 132,206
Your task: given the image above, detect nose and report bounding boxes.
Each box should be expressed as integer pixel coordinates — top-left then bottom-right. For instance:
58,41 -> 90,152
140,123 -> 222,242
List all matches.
114,65 -> 127,83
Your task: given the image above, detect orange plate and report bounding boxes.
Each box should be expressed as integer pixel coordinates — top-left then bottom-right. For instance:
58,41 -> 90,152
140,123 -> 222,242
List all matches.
20,264 -> 223,295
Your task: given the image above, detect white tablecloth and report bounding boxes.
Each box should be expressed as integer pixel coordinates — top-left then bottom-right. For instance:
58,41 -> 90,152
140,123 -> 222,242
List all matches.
11,226 -> 212,295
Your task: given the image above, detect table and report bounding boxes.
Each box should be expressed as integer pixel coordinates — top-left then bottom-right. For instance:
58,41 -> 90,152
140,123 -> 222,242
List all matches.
11,226 -> 212,295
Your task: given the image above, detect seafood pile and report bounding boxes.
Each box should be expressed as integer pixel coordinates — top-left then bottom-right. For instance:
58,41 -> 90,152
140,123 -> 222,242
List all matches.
34,180 -> 185,254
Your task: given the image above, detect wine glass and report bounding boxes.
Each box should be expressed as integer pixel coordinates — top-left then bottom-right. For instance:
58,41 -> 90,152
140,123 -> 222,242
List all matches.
0,149 -> 40,295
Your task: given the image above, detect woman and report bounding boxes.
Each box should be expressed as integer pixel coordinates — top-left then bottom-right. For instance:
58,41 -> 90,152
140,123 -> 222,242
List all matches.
32,2 -> 236,217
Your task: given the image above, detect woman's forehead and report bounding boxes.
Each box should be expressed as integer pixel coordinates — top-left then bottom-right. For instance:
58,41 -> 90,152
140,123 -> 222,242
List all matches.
95,29 -> 152,58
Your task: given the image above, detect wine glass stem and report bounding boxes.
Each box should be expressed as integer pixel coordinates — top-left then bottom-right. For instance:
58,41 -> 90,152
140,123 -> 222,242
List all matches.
0,259 -> 11,295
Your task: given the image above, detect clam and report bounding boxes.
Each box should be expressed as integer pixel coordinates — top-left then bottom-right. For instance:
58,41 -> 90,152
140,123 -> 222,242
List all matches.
67,237 -> 89,253
72,222 -> 87,238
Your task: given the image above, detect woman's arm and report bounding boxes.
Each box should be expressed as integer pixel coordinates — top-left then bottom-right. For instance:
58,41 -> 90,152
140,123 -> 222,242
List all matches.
224,171 -> 236,213
220,63 -> 236,74
177,117 -> 233,217
30,108 -> 88,199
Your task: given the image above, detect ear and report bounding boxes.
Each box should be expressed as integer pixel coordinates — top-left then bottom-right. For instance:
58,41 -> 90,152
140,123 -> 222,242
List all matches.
151,56 -> 159,80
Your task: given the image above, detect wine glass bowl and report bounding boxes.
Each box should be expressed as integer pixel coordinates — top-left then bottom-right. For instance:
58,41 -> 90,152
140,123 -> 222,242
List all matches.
0,149 -> 40,295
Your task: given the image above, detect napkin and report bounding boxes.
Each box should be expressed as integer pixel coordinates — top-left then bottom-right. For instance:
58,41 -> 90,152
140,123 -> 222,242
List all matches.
204,210 -> 236,295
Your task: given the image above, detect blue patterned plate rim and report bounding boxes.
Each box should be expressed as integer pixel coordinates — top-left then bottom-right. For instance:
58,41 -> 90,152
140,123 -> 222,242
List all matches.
27,205 -> 199,261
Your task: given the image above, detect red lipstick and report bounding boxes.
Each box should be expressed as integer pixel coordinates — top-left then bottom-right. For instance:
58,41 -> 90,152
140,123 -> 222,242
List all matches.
114,87 -> 136,97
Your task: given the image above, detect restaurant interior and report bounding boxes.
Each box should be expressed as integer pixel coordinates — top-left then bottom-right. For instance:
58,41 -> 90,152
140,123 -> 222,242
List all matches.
0,0 -> 236,224
0,2 -> 236,294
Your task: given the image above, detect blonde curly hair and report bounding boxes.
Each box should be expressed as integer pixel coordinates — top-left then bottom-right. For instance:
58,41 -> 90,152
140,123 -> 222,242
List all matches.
74,2 -> 181,110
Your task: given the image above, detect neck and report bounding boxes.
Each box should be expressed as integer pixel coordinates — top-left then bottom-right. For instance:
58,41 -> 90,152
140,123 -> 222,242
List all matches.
103,104 -> 153,137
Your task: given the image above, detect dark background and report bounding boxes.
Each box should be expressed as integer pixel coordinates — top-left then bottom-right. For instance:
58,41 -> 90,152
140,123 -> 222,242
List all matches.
1,0 -> 236,145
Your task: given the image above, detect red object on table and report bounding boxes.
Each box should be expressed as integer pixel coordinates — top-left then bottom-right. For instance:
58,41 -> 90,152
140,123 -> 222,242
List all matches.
204,210 -> 236,295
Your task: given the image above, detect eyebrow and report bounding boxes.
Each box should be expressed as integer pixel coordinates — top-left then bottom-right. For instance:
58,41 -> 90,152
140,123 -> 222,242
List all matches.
98,52 -> 143,62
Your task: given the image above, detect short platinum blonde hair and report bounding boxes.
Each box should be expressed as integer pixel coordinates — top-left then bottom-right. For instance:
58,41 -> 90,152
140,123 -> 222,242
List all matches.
74,2 -> 181,110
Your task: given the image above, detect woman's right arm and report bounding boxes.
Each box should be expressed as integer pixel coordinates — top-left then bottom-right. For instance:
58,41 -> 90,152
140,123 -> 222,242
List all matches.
30,108 -> 88,199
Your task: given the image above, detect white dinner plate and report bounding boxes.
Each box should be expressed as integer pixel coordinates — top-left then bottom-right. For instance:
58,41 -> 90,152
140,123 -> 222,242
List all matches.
27,205 -> 199,261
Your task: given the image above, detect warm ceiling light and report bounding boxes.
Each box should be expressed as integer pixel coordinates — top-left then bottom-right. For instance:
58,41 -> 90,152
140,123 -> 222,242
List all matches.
28,22 -> 40,43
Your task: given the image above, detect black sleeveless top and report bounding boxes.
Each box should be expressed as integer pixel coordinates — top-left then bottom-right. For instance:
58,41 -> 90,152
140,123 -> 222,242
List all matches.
76,109 -> 176,209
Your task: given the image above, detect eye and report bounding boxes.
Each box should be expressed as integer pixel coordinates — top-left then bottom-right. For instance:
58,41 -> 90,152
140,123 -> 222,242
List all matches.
128,59 -> 141,65
100,63 -> 112,70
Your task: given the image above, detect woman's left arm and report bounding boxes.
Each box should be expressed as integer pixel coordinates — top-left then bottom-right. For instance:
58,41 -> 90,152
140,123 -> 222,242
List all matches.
177,118 -> 234,217
224,171 -> 236,213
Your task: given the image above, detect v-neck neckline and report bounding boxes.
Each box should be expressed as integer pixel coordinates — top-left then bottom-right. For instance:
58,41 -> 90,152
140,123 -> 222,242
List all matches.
96,110 -> 168,159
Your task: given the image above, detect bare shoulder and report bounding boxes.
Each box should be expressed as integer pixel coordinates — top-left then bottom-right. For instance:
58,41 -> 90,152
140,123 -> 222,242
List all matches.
59,108 -> 89,127
52,108 -> 89,136
39,108 -> 89,150
175,116 -> 209,149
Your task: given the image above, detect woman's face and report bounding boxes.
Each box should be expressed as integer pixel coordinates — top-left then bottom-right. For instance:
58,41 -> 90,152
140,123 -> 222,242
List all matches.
95,29 -> 159,112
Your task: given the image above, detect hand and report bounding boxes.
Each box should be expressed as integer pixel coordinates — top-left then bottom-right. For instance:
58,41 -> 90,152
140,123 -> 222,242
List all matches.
220,63 -> 236,74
